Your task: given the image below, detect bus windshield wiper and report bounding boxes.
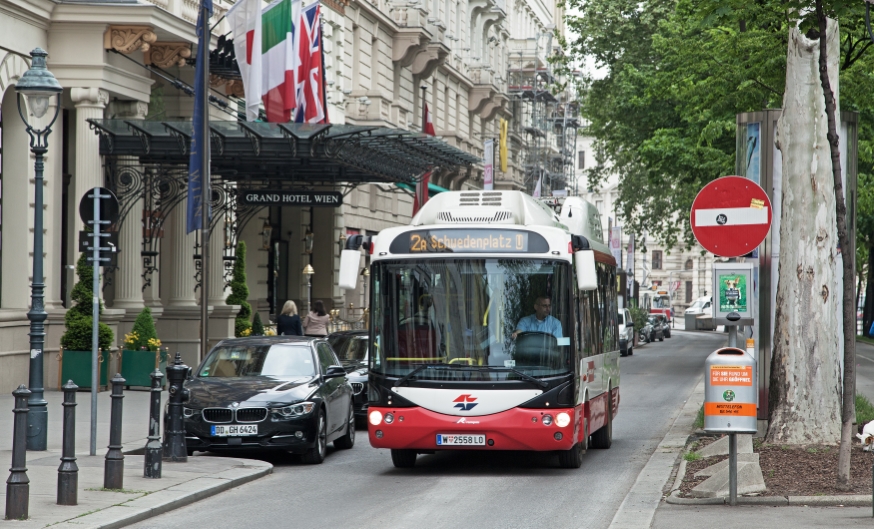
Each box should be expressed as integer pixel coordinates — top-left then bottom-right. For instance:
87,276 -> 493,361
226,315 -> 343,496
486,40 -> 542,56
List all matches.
485,366 -> 549,389
393,363 -> 447,387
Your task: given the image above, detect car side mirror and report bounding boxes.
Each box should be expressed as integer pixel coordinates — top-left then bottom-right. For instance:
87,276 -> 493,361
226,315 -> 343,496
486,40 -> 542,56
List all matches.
627,321 -> 633,328
325,365 -> 346,379
186,367 -> 193,380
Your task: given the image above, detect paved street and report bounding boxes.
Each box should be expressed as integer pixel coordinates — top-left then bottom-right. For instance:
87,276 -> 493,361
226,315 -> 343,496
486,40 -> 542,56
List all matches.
129,331 -> 726,529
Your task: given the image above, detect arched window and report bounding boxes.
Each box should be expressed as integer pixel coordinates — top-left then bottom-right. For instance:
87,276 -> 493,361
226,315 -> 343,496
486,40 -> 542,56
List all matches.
685,259 -> 693,270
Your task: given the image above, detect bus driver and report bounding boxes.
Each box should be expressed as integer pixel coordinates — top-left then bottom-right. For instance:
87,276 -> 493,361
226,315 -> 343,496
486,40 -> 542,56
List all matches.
512,296 -> 563,339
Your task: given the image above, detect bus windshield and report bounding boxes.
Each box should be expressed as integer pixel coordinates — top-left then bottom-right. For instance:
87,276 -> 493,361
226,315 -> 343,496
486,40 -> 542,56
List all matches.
652,295 -> 671,309
370,259 -> 573,379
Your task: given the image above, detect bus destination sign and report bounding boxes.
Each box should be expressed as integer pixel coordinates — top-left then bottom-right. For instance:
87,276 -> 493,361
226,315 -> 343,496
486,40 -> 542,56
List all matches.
239,190 -> 343,207
389,229 -> 549,254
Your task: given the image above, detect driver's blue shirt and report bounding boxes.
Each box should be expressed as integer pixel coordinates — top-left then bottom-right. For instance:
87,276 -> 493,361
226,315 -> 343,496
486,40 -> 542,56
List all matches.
515,315 -> 563,339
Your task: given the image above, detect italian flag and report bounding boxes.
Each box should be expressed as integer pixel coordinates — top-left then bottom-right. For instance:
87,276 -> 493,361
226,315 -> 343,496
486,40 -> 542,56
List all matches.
261,0 -> 300,122
230,0 -> 300,122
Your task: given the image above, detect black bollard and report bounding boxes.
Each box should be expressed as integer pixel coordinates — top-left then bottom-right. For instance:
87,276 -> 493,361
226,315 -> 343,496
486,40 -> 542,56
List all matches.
163,353 -> 189,462
5,385 -> 30,520
57,380 -> 78,505
144,369 -> 163,478
103,374 -> 125,490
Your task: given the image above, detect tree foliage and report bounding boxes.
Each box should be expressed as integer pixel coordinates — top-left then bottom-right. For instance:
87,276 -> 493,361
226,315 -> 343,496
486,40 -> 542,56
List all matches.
251,312 -> 265,336
564,0 -> 874,250
61,252 -> 114,351
226,241 -> 252,337
126,307 -> 160,351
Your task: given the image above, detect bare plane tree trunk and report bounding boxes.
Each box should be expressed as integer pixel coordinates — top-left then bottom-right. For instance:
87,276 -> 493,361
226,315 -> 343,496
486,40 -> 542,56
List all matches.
813,2 -> 857,491
767,19 -> 842,446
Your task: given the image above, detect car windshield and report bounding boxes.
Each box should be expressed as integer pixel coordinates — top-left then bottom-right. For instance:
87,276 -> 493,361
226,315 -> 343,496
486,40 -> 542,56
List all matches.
617,313 -> 624,325
687,300 -> 705,311
198,344 -> 316,377
648,316 -> 658,325
370,259 -> 573,379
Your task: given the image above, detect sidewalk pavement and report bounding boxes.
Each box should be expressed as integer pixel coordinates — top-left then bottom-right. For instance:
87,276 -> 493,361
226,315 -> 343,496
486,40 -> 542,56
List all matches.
607,363 -> 873,529
0,389 -> 273,528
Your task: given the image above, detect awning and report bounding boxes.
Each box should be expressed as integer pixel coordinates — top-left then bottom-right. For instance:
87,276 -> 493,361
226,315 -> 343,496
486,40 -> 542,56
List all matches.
88,120 -> 481,185
395,182 -> 450,196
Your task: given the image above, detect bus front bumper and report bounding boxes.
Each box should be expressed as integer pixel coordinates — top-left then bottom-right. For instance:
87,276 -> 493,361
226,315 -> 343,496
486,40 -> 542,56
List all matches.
367,406 -> 579,451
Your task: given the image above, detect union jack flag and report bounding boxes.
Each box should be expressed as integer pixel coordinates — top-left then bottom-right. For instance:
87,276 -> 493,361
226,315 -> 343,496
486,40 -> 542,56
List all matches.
294,2 -> 326,123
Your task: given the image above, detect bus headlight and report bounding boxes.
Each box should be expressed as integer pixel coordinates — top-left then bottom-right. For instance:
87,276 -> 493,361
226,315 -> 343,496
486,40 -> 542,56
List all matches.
369,410 -> 383,426
541,414 -> 553,426
384,412 -> 395,424
556,412 -> 571,428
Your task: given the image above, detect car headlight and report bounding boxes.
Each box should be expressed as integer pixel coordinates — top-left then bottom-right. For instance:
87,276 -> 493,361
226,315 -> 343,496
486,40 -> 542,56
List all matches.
276,402 -> 316,418
183,407 -> 198,418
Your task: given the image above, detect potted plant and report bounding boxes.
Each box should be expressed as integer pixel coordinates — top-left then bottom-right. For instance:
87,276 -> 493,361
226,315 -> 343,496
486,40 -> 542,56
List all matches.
59,253 -> 114,389
227,241 -> 253,337
251,312 -> 265,336
120,306 -> 167,388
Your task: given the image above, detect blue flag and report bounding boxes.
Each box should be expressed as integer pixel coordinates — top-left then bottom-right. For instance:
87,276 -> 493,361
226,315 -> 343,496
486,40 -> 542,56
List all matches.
187,0 -> 213,233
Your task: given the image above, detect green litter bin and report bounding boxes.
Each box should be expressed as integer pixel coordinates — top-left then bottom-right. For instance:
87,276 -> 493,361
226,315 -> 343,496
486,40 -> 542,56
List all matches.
120,349 -> 168,388
59,348 -> 110,389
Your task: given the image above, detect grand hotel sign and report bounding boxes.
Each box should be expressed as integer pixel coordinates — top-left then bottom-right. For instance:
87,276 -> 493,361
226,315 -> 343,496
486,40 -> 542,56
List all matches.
239,190 -> 343,207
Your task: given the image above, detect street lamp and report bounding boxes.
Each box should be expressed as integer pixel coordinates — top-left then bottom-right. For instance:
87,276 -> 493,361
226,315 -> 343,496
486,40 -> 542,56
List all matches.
16,48 -> 62,451
303,264 -> 314,313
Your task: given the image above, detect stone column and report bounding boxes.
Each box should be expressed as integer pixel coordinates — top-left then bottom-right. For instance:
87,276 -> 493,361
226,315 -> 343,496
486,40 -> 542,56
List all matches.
110,101 -> 149,311
208,215 -> 236,348
70,88 -> 109,241
44,97 -> 64,311
157,200 -> 201,366
161,202 -> 196,307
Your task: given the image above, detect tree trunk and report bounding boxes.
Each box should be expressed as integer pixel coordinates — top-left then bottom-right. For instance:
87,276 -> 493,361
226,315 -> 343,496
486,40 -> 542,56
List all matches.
862,246 -> 874,336
814,2 -> 857,491
766,19 -> 842,446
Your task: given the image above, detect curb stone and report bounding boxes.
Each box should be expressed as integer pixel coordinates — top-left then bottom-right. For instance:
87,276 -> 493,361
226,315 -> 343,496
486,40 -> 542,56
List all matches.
47,462 -> 273,529
667,490 -> 872,507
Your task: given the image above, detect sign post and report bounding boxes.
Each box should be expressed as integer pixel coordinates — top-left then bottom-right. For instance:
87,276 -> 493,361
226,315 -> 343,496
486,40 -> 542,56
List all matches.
691,176 -> 772,506
79,187 -> 119,456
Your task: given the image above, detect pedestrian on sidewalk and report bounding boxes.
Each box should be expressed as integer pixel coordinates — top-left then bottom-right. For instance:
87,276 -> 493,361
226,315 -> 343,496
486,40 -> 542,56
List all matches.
277,300 -> 303,336
304,300 -> 330,337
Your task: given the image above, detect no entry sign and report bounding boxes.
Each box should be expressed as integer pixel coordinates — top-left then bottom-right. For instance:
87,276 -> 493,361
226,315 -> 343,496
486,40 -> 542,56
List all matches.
690,176 -> 772,257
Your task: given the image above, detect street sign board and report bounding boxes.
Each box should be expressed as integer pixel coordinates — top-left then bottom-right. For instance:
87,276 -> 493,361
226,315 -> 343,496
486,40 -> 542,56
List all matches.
238,189 -> 342,207
690,176 -> 772,257
78,187 -> 119,225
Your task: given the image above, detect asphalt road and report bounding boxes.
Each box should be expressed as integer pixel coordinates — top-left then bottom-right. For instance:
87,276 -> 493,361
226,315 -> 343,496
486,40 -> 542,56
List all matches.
131,330 -> 727,529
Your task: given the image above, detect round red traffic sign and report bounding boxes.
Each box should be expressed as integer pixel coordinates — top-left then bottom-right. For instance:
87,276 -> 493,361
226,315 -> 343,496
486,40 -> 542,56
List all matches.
690,176 -> 772,257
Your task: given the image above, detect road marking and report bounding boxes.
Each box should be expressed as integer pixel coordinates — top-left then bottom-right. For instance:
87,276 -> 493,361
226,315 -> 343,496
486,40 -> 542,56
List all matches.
858,353 -> 874,364
693,207 -> 769,227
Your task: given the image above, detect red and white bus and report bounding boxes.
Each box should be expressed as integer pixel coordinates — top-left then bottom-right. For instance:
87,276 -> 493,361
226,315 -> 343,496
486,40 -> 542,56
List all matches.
339,190 -> 620,468
642,290 -> 672,322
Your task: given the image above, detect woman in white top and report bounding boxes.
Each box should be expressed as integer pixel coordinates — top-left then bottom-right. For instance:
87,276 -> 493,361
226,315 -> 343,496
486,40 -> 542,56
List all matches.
303,300 -> 331,337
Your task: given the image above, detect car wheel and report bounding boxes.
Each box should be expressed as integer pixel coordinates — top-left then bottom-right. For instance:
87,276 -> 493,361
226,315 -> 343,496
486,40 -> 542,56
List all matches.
628,346 -> 633,356
590,392 -> 613,449
659,334 -> 664,342
391,449 -> 417,468
302,410 -> 327,464
620,349 -> 627,357
334,405 -> 356,449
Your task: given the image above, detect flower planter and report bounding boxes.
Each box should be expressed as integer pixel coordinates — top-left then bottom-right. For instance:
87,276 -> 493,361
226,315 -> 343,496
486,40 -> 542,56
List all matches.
120,349 -> 168,388
58,348 -> 109,390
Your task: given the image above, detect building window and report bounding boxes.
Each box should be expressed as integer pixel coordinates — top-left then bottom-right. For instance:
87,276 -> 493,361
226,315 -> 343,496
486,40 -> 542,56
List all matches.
685,258 -> 693,270
652,250 -> 662,270
595,200 -> 603,214
685,281 -> 693,303
578,150 -> 585,168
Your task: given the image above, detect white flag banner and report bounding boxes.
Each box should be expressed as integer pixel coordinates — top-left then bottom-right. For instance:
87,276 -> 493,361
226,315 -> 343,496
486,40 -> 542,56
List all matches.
228,0 -> 263,121
533,174 -> 542,198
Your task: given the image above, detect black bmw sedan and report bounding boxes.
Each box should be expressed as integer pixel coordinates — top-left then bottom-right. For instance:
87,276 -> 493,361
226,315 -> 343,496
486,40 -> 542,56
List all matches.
182,336 -> 355,464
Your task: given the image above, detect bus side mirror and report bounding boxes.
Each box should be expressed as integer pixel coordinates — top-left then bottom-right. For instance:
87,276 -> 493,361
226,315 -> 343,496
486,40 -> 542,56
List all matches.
339,249 -> 361,290
574,250 -> 597,291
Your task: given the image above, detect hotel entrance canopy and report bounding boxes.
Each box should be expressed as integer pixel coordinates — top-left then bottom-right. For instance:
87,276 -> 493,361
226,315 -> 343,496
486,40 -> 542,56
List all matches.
88,120 -> 480,184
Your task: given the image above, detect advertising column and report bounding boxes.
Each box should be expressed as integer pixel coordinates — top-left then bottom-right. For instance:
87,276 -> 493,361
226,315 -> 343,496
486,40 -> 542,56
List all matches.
483,139 -> 494,190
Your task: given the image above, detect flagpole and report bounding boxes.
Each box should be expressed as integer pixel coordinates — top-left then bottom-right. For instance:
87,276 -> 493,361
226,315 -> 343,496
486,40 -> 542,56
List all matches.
319,18 -> 328,124
200,0 -> 211,364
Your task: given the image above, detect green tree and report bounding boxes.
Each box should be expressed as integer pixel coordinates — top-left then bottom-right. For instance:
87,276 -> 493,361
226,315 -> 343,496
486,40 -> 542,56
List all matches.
60,253 -> 113,351
251,312 -> 265,336
226,241 -> 252,337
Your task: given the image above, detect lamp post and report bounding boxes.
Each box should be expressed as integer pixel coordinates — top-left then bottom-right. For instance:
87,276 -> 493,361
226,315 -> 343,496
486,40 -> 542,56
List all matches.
303,264 -> 314,313
16,48 -> 62,451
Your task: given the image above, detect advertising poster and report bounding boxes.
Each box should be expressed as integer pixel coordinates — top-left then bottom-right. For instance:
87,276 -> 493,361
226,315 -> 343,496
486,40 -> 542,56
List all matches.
610,226 -> 622,267
718,273 -> 747,312
483,139 -> 494,190
745,122 -> 761,186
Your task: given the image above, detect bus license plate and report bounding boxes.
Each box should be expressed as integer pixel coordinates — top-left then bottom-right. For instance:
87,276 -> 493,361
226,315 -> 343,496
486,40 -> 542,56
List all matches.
436,434 -> 486,446
211,425 -> 258,436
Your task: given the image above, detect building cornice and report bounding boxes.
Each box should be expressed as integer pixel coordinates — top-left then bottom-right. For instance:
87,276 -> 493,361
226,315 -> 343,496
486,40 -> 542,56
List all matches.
51,3 -> 197,43
0,0 -> 53,31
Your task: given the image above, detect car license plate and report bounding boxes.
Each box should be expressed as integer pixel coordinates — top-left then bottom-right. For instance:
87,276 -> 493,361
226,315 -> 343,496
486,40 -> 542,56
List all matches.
436,434 -> 486,446
210,424 -> 258,436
